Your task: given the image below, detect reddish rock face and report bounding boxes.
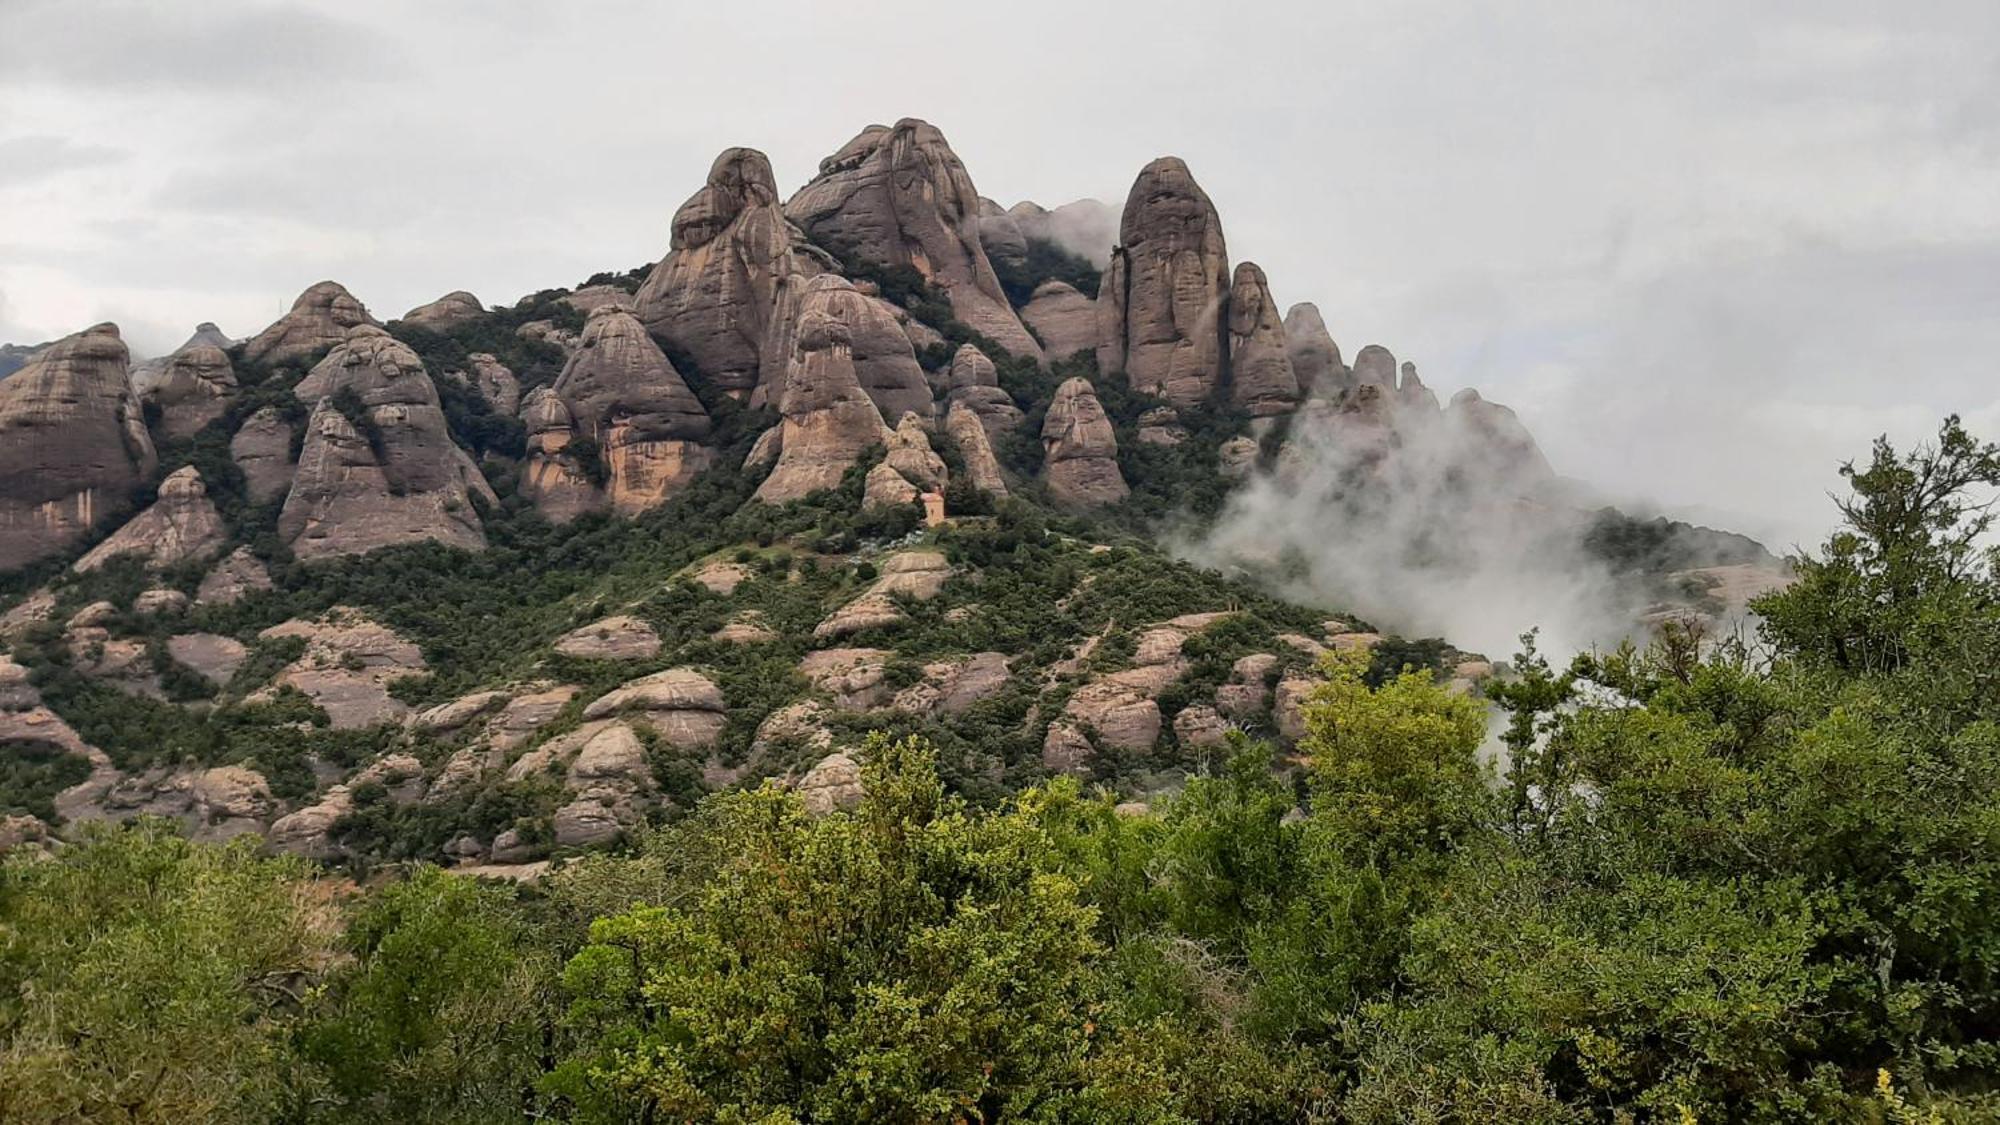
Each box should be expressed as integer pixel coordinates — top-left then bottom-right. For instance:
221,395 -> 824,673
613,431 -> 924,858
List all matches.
550,306 -> 714,515
0,323 -> 156,571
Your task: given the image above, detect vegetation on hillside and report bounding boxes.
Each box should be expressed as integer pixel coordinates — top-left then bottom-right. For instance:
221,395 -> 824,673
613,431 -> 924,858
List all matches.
4,418 -> 1997,1121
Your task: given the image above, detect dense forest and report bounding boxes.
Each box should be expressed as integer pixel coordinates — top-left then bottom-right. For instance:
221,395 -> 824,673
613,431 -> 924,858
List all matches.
3,418 -> 1996,1122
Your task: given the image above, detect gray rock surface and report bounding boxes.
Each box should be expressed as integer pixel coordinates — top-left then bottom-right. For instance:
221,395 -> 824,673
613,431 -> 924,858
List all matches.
1096,158 -> 1229,406
1226,262 -> 1300,416
1041,377 -> 1128,509
73,466 -> 226,573
242,281 -> 377,367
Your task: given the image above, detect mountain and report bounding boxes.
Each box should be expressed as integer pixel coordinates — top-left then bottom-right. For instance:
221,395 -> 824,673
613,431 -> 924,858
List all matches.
0,117 -> 1783,863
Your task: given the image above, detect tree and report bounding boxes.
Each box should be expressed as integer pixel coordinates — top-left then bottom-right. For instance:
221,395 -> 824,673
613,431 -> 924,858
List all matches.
0,820 -> 332,1124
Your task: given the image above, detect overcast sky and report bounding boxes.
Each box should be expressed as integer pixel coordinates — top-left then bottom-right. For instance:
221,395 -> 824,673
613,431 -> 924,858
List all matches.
3,0 -> 1996,549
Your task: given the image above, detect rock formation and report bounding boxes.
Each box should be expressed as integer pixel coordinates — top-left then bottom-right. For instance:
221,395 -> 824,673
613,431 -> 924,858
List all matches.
795,751 -> 865,814
752,283 -> 895,505
1283,303 -> 1343,397
1226,262 -> 1300,416
195,547 -> 273,606
73,466 -> 225,573
786,119 -> 1041,361
634,147 -> 833,399
1041,377 -> 1128,509
518,388 -> 604,523
464,353 -> 519,416
279,326 -> 494,559
554,615 -> 661,660
138,326 -> 237,439
1352,344 -> 1397,389
229,405 -> 296,503
944,401 -> 1008,500
864,412 -> 946,509
943,343 -> 1021,439
0,323 -> 156,571
1019,281 -> 1098,360
786,275 -> 931,423
976,198 -> 1028,271
398,290 -> 485,331
241,281 -> 376,367
1397,362 -> 1441,414
254,609 -> 428,728
549,306 -> 713,514
1445,389 -> 1555,484
1096,158 -> 1230,406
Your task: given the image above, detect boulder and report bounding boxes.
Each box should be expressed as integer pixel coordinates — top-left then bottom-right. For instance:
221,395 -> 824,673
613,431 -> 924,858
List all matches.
0,323 -> 156,571
1226,262 -> 1300,416
230,405 -> 296,503
1218,435 -> 1260,477
752,280 -> 895,504
795,751 -> 864,815
139,330 -> 236,440
553,615 -> 661,661
241,281 -> 377,367
1040,377 -> 1128,509
752,700 -> 834,758
550,306 -> 713,515
1283,303 -> 1343,396
1019,281 -> 1097,360
635,147 -> 834,400
1041,722 -> 1095,776
398,290 -> 485,331
518,388 -> 605,523
798,647 -> 891,710
1173,704 -> 1231,748
411,689 -> 511,735
1062,680 -> 1161,752
944,401 -> 1008,500
893,651 -> 1010,716
712,612 -> 778,644
1096,158 -> 1229,406
195,547 -> 273,606
1135,406 -> 1187,446
73,466 -> 226,573
814,592 -> 906,639
1274,677 -> 1316,742
689,559 -> 753,595
865,413 -> 946,510
137,588 -> 191,615
561,285 -> 633,314
862,463 -> 921,512
488,685 -> 579,751
786,119 -> 1041,361
255,609 -> 427,728
166,633 -> 248,685
280,326 -> 495,559
581,668 -> 726,748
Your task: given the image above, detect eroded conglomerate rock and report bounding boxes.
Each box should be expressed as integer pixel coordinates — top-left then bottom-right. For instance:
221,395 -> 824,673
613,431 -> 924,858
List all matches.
518,388 -> 604,523
1020,280 -> 1098,360
1136,406 -> 1187,446
230,405 -> 297,503
786,119 -> 1041,361
1096,157 -> 1229,406
1041,377 -> 1128,509
1445,389 -> 1555,484
242,281 -> 377,367
139,328 -> 237,440
545,306 -> 714,515
944,344 -> 1022,440
1227,262 -> 1300,416
398,290 -> 485,331
253,609 -> 428,728
891,651 -> 1011,716
464,353 -> 519,416
268,755 -> 424,860
74,466 -> 225,573
581,667 -> 726,749
944,401 -> 1008,500
1283,303 -> 1343,397
196,547 -> 273,606
753,283 -> 895,505
280,326 -> 494,559
635,147 -> 833,400
1352,344 -> 1397,389
554,615 -> 662,661
795,751 -> 864,815
799,647 -> 892,710
166,633 -> 249,685
865,412 -> 947,510
0,323 -> 156,571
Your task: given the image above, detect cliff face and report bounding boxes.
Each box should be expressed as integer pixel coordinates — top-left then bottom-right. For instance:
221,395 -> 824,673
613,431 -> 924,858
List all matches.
0,323 -> 156,571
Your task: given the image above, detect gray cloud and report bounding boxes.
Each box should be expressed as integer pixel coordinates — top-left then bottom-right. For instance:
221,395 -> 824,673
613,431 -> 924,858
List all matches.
0,136 -> 125,187
1,0 -> 1995,561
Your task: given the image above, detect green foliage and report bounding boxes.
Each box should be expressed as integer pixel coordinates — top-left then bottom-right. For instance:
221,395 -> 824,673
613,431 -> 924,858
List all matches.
993,237 -> 1102,307
0,739 -> 91,822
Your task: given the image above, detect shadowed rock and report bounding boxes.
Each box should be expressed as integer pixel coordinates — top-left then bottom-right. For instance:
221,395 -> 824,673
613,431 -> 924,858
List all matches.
752,281 -> 895,504
74,466 -> 225,573
230,405 -> 296,503
0,323 -> 156,570
1020,281 -> 1098,360
279,326 -> 494,559
1096,158 -> 1229,406
1226,262 -> 1300,416
636,147 -> 834,399
551,306 -> 713,514
138,326 -> 237,440
945,401 -> 1008,500
1041,377 -> 1128,509
518,388 -> 604,523
1284,303 -> 1344,396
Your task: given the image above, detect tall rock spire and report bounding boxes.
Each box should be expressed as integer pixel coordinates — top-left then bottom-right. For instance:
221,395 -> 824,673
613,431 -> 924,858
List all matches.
1096,157 -> 1230,407
1226,262 -> 1300,416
